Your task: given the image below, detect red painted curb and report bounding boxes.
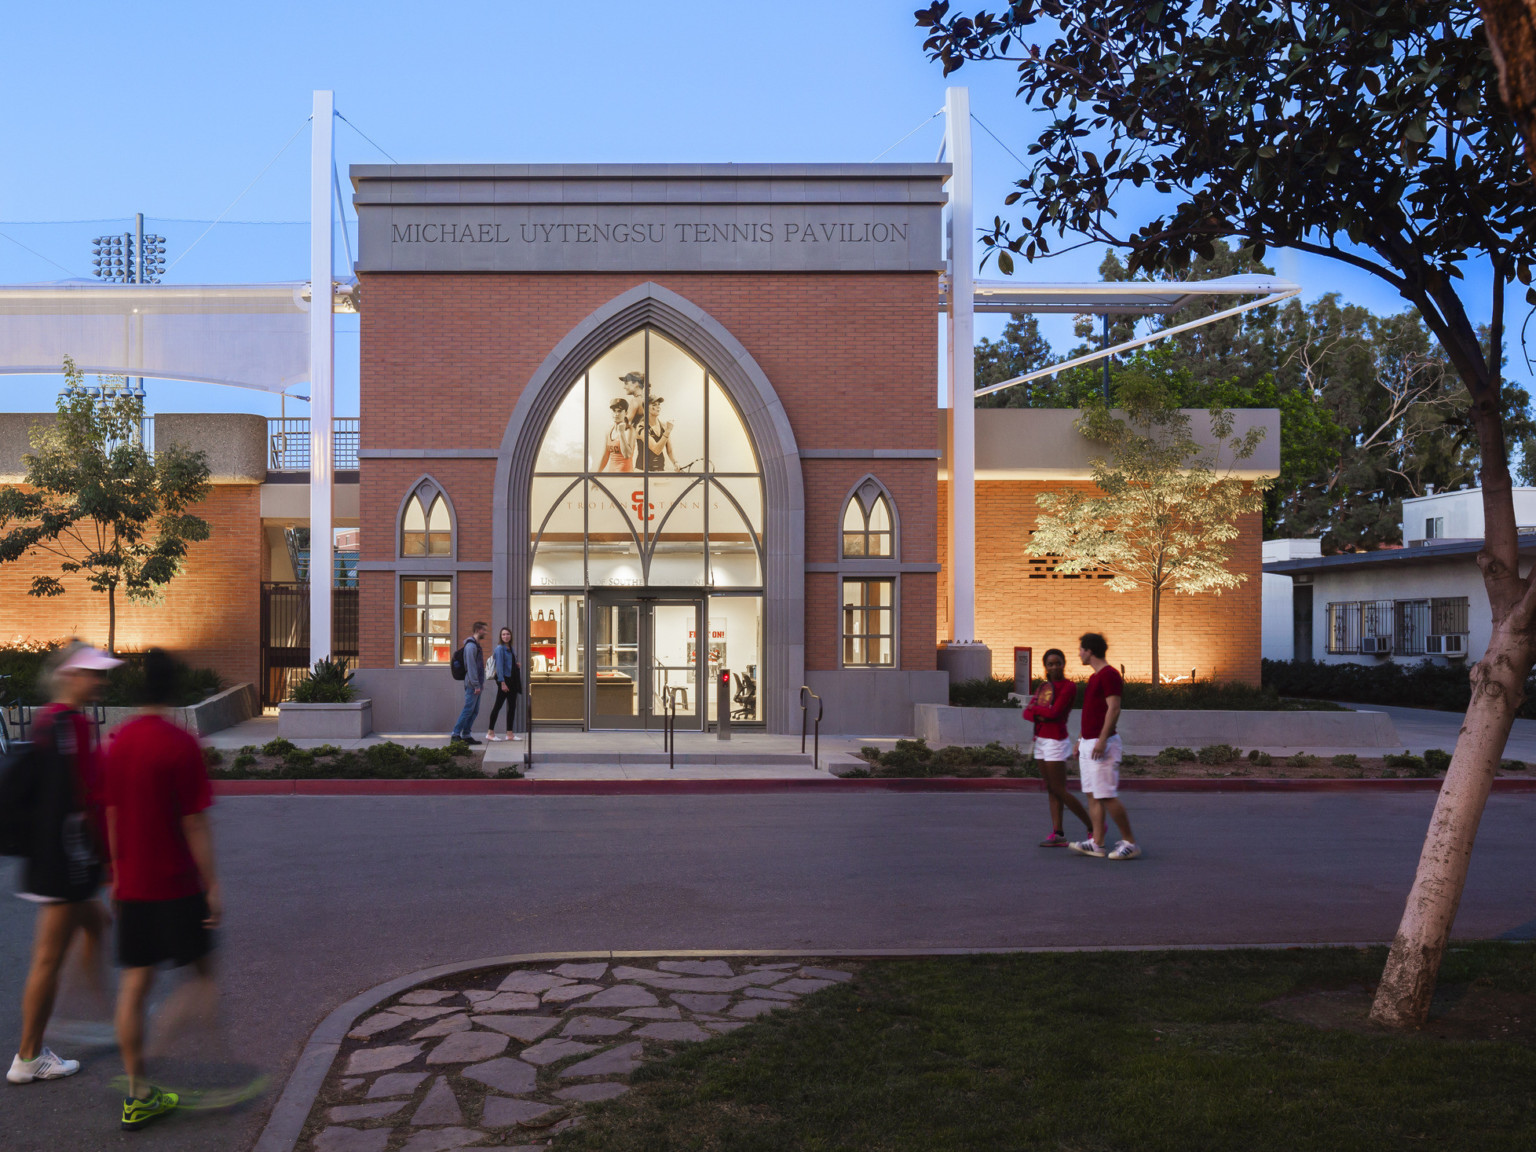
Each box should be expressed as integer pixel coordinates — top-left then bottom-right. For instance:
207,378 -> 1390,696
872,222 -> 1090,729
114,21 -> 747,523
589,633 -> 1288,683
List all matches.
210,777 -> 1536,797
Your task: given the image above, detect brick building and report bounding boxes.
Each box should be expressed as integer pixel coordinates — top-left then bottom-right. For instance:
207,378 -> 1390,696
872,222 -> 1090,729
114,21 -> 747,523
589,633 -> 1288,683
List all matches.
0,163 -> 1276,734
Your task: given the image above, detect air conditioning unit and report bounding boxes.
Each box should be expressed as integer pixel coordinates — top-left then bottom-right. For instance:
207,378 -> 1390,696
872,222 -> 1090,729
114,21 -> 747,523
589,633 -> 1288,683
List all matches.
1426,634 -> 1467,657
1361,636 -> 1392,655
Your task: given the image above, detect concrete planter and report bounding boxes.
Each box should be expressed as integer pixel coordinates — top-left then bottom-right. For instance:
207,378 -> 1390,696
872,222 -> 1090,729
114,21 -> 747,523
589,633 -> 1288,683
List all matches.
278,699 -> 373,740
95,683 -> 258,739
914,704 -> 1400,751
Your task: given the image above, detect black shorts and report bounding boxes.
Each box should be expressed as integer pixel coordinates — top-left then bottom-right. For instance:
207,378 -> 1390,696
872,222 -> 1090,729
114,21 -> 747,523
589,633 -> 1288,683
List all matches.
116,893 -> 213,969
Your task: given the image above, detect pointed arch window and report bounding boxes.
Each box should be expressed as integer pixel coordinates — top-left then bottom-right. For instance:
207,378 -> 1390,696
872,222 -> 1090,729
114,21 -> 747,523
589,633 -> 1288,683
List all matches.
842,480 -> 894,559
401,487 -> 453,557
528,326 -> 764,589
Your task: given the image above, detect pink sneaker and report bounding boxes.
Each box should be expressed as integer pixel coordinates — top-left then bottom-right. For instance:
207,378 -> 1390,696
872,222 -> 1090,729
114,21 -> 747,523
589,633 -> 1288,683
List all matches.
1039,832 -> 1070,847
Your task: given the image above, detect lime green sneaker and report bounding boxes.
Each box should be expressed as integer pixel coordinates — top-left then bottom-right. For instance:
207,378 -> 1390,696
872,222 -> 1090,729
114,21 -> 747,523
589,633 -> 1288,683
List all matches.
121,1086 -> 179,1131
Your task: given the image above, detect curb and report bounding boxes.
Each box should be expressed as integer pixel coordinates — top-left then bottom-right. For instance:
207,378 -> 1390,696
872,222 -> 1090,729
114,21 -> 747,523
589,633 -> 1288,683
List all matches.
252,940 -> 1400,1152
214,777 -> 1536,797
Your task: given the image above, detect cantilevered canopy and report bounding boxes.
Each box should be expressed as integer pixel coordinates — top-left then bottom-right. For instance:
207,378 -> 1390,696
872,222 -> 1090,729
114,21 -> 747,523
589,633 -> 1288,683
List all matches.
947,273 -> 1302,398
0,280 -> 358,394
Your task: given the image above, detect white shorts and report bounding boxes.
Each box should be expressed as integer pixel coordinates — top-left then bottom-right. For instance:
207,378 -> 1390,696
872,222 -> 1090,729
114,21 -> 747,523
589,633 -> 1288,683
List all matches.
1078,734 -> 1123,799
1032,736 -> 1074,763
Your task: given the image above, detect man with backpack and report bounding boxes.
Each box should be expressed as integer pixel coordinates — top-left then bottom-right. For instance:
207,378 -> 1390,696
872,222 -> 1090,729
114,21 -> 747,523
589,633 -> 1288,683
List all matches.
3,643 -> 118,1086
449,621 -> 489,745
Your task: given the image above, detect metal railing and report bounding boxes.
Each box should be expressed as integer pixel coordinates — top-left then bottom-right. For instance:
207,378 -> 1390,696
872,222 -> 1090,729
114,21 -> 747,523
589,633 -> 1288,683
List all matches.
662,686 -> 686,770
268,418 -> 360,472
0,675 -> 30,753
799,685 -> 823,771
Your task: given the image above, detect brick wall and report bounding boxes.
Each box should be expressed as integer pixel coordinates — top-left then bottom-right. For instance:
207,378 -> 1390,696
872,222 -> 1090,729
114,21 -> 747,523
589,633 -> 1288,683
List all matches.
0,484 -> 263,688
937,479 -> 1262,684
359,272 -> 939,671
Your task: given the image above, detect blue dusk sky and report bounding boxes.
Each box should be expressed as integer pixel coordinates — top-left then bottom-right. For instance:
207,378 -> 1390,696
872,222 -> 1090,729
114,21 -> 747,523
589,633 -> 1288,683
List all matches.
0,1 -> 1519,416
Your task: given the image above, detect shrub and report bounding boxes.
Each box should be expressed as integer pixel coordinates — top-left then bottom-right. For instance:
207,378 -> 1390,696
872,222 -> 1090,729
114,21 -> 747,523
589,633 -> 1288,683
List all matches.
840,765 -> 875,778
1500,759 -> 1527,772
261,738 -> 296,757
977,741 -> 1025,767
1424,748 -> 1452,772
415,746 -> 451,766
446,738 -> 472,758
1248,750 -> 1273,767
494,765 -> 525,779
232,753 -> 256,770
877,738 -> 937,777
1331,754 -> 1362,775
1121,680 -> 1341,711
289,656 -> 356,704
283,748 -> 316,769
949,677 -> 1017,708
1197,744 -> 1241,765
363,741 -> 415,775
1155,746 -> 1194,765
1285,753 -> 1316,768
0,643 -> 222,707
1121,753 -> 1145,767
313,744 -> 341,758
1264,658 -> 1536,719
1384,752 -> 1426,772
859,746 -> 883,765
1004,761 -> 1039,779
203,746 -> 224,767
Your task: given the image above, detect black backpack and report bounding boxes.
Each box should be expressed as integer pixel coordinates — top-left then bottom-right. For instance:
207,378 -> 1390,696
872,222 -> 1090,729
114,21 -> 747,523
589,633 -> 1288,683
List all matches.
0,741 -> 39,858
450,641 -> 469,682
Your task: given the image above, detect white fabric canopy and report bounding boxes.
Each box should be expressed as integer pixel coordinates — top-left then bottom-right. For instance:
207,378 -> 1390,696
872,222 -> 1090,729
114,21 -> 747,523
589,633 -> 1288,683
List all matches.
0,280 -> 355,394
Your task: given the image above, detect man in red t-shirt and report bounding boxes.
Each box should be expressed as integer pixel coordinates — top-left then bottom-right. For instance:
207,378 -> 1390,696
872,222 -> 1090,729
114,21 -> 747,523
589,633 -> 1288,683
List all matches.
103,649 -> 219,1130
1069,632 -> 1141,860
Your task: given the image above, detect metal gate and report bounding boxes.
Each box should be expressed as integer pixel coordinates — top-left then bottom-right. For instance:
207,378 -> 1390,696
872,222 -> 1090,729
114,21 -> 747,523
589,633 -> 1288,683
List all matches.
259,583 -> 359,707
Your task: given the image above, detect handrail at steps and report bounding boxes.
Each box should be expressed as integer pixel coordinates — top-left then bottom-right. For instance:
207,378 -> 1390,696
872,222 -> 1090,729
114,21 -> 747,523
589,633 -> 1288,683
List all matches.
799,685 -> 823,771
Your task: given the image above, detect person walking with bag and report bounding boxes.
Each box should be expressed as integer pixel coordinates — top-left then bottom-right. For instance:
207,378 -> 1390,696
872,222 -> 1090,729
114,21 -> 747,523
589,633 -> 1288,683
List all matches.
486,627 -> 523,742
1022,648 -> 1093,847
449,621 -> 489,745
4,643 -> 119,1086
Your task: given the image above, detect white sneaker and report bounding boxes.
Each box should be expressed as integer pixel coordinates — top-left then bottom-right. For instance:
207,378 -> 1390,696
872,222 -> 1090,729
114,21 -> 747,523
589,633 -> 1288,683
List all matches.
511,734 -> 523,741
1107,841 -> 1142,860
1067,838 -> 1107,858
8,1048 -> 80,1083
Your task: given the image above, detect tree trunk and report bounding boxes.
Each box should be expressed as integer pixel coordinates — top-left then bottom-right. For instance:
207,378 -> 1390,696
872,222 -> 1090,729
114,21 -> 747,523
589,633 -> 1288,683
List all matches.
1370,621 -> 1533,1025
1481,1 -> 1536,181
1149,585 -> 1161,684
107,582 -> 116,655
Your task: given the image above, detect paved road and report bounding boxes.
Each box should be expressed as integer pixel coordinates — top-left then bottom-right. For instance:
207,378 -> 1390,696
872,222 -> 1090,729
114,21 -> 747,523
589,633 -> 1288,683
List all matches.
2,791 -> 1532,1152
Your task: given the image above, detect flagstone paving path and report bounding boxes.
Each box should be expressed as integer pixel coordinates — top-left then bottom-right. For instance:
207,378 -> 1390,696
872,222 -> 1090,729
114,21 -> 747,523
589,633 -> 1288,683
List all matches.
302,957 -> 856,1151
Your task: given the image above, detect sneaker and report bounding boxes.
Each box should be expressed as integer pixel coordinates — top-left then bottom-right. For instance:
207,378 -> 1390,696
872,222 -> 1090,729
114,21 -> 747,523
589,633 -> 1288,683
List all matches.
1067,838 -> 1107,858
511,734 -> 523,742
1107,840 -> 1142,860
462,736 -> 481,746
122,1086 -> 179,1130
1039,832 -> 1070,847
8,1048 -> 80,1083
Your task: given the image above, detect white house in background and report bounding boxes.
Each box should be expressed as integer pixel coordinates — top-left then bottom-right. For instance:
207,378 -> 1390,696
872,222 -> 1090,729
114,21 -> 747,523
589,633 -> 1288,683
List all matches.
1263,486 -> 1536,666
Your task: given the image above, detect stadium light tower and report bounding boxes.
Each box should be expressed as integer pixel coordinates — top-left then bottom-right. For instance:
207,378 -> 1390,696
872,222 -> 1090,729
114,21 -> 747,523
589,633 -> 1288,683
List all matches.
83,213 -> 167,402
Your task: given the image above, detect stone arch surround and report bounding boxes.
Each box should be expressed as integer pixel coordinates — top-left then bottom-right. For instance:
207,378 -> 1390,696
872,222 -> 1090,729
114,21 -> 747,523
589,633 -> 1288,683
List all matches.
492,281 -> 806,733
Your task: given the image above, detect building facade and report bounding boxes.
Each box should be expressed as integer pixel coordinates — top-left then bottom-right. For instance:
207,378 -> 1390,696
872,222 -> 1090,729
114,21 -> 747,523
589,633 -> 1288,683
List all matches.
348,164 -> 950,734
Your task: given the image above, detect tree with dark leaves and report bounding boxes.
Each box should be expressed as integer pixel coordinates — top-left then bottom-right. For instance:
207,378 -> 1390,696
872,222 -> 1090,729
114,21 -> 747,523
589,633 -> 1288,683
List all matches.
918,0 -> 1534,1028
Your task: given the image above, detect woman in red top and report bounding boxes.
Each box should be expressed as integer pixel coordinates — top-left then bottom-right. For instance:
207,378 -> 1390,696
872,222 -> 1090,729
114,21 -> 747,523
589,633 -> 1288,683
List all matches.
1021,648 -> 1093,847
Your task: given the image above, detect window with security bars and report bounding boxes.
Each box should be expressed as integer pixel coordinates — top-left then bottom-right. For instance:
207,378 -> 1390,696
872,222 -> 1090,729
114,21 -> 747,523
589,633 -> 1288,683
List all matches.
1328,597 -> 1468,656
400,577 -> 453,664
842,578 -> 894,667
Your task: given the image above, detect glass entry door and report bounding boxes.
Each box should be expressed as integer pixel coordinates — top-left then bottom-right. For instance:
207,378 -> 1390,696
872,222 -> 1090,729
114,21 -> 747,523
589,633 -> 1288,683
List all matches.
589,596 -> 703,730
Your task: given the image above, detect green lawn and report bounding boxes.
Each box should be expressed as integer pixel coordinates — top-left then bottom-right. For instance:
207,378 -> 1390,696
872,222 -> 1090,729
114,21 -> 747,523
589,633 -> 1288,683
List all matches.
555,945 -> 1535,1152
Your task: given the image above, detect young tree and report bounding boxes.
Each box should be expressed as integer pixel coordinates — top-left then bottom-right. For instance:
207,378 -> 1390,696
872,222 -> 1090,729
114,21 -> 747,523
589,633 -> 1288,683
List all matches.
917,0 -> 1534,1027
1028,374 -> 1269,682
0,358 -> 212,652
